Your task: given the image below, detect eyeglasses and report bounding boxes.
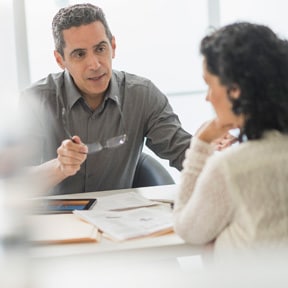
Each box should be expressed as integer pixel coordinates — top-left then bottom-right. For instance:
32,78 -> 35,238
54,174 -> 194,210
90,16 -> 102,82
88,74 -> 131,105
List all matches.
61,97 -> 127,154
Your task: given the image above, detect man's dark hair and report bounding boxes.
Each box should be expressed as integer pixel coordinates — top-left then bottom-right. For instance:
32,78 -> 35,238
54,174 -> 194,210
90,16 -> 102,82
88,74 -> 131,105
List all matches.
200,22 -> 288,141
52,3 -> 113,57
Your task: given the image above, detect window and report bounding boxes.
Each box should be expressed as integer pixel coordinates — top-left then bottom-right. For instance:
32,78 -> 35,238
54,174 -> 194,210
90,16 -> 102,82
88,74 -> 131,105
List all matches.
220,0 -> 288,38
24,0 -> 208,94
12,0 -> 288,182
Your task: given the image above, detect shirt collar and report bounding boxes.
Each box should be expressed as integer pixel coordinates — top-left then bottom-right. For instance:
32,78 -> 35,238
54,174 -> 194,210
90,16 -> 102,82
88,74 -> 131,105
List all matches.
64,70 -> 82,110
104,71 -> 122,105
64,70 -> 121,110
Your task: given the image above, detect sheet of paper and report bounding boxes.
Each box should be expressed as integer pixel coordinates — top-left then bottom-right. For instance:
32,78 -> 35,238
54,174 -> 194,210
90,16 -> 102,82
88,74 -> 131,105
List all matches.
139,185 -> 177,204
74,207 -> 173,241
94,191 -> 158,211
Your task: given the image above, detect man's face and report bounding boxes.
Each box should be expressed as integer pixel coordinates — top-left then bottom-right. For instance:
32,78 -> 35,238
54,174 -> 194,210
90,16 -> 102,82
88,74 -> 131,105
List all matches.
54,21 -> 116,101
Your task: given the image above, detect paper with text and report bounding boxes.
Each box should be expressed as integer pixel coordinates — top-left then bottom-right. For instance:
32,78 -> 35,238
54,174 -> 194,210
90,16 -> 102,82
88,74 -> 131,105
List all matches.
74,207 -> 173,241
94,191 -> 158,211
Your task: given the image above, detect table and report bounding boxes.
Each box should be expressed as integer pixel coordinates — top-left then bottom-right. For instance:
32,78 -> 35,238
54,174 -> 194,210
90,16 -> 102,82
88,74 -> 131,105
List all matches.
26,185 -> 204,288
30,184 -> 202,259
23,185 -> 288,288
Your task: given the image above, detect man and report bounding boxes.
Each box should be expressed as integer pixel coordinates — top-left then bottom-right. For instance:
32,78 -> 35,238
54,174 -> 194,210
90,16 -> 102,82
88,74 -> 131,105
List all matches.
20,3 -> 192,195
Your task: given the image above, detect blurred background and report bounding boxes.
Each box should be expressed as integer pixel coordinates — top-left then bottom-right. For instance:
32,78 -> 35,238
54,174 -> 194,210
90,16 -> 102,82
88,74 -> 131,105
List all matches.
1,1 -> 288,286
2,0 -> 288,181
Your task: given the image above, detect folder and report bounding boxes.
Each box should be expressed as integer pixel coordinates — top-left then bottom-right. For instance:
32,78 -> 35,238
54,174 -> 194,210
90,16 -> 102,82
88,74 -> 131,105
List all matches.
27,213 -> 100,244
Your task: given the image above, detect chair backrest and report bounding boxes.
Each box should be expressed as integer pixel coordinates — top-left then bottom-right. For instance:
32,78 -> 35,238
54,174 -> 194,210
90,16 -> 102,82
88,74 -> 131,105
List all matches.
132,153 -> 175,188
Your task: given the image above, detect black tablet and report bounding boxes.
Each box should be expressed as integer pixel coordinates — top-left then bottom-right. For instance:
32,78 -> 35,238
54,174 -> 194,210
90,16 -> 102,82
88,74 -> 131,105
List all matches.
31,198 -> 97,214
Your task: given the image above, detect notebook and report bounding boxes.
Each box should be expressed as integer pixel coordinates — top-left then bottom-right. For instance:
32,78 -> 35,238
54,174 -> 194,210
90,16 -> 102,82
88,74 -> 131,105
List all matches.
27,213 -> 100,244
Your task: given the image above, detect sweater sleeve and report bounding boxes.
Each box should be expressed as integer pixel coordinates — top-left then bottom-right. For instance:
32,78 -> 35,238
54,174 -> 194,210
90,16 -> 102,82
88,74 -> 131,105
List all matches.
173,137 -> 233,245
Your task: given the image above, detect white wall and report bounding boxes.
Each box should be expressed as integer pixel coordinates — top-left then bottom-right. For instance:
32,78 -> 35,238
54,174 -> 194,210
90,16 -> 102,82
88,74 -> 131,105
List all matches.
25,0 -> 209,94
144,91 -> 213,183
12,0 -> 288,182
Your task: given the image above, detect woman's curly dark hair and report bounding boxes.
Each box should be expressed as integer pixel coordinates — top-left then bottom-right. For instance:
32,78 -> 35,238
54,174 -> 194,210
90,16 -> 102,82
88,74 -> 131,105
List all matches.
200,22 -> 288,141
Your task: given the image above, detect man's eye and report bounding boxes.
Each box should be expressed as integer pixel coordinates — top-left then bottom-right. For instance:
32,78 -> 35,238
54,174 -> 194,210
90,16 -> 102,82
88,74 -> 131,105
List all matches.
96,45 -> 106,53
72,51 -> 85,58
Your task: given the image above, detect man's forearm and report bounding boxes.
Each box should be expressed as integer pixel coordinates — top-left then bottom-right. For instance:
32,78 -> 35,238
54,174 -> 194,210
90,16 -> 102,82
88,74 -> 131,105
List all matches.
26,159 -> 67,196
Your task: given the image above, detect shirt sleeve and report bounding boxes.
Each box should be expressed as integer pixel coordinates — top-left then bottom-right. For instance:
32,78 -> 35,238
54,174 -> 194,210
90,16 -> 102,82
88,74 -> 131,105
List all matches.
144,81 -> 192,170
173,137 -> 233,245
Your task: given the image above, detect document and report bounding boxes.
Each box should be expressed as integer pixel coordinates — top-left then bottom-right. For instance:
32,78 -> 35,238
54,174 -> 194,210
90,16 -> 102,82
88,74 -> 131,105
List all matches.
94,191 -> 159,211
27,214 -> 100,244
139,184 -> 177,204
73,207 -> 173,241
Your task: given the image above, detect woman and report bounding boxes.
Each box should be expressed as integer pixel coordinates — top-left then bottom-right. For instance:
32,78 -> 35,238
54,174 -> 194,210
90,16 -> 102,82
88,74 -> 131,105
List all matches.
173,22 -> 288,263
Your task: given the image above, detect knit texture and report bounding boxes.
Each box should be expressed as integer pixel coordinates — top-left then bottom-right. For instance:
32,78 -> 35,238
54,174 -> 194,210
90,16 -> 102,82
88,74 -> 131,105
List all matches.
173,131 -> 288,262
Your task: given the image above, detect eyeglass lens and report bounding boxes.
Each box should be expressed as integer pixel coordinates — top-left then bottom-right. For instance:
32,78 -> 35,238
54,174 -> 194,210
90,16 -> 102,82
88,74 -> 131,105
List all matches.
61,97 -> 127,154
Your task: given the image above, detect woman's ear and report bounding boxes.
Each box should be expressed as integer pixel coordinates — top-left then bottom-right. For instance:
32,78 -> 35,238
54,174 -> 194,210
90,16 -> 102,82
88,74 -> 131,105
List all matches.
229,84 -> 241,99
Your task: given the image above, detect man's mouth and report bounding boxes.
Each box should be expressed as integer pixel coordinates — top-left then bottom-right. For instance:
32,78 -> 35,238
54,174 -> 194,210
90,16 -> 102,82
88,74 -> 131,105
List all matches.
88,73 -> 105,81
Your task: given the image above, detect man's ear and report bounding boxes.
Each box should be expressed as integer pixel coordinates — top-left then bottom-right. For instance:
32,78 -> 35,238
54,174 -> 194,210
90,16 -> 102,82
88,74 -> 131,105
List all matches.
54,50 -> 65,70
111,36 -> 116,59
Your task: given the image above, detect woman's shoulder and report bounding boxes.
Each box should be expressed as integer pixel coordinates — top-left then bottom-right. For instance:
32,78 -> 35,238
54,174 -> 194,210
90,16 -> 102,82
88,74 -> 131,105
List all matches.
210,131 -> 288,173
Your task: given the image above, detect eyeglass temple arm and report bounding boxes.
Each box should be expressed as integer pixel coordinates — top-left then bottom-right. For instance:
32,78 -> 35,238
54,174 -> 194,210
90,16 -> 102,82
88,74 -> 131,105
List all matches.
61,108 -> 76,142
114,96 -> 127,136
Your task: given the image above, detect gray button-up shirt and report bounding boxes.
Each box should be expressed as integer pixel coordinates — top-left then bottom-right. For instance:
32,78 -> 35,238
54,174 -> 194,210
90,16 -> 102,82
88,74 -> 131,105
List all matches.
20,70 -> 191,194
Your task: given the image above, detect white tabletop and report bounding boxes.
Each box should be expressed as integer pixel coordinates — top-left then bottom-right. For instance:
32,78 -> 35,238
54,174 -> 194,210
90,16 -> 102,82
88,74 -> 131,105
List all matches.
29,185 -> 202,259
21,185 -> 206,288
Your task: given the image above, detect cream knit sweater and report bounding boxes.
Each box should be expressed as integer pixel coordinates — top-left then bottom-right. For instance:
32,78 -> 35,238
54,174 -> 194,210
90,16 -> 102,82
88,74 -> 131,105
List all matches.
173,131 -> 288,261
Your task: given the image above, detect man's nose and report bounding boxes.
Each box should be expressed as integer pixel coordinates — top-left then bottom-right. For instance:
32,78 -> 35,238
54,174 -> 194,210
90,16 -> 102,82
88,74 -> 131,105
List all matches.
87,54 -> 101,69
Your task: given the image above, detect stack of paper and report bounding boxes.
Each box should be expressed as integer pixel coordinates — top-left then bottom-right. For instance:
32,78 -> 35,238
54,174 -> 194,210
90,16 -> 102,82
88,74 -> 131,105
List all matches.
94,191 -> 159,211
74,207 -> 173,241
139,184 -> 177,204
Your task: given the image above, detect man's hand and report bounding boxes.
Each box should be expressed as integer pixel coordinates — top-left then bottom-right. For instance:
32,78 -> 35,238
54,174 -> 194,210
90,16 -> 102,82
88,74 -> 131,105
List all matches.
57,136 -> 88,177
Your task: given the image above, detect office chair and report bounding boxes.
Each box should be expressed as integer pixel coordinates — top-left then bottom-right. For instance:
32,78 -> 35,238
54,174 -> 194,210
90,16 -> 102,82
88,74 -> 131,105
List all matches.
132,153 -> 175,188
